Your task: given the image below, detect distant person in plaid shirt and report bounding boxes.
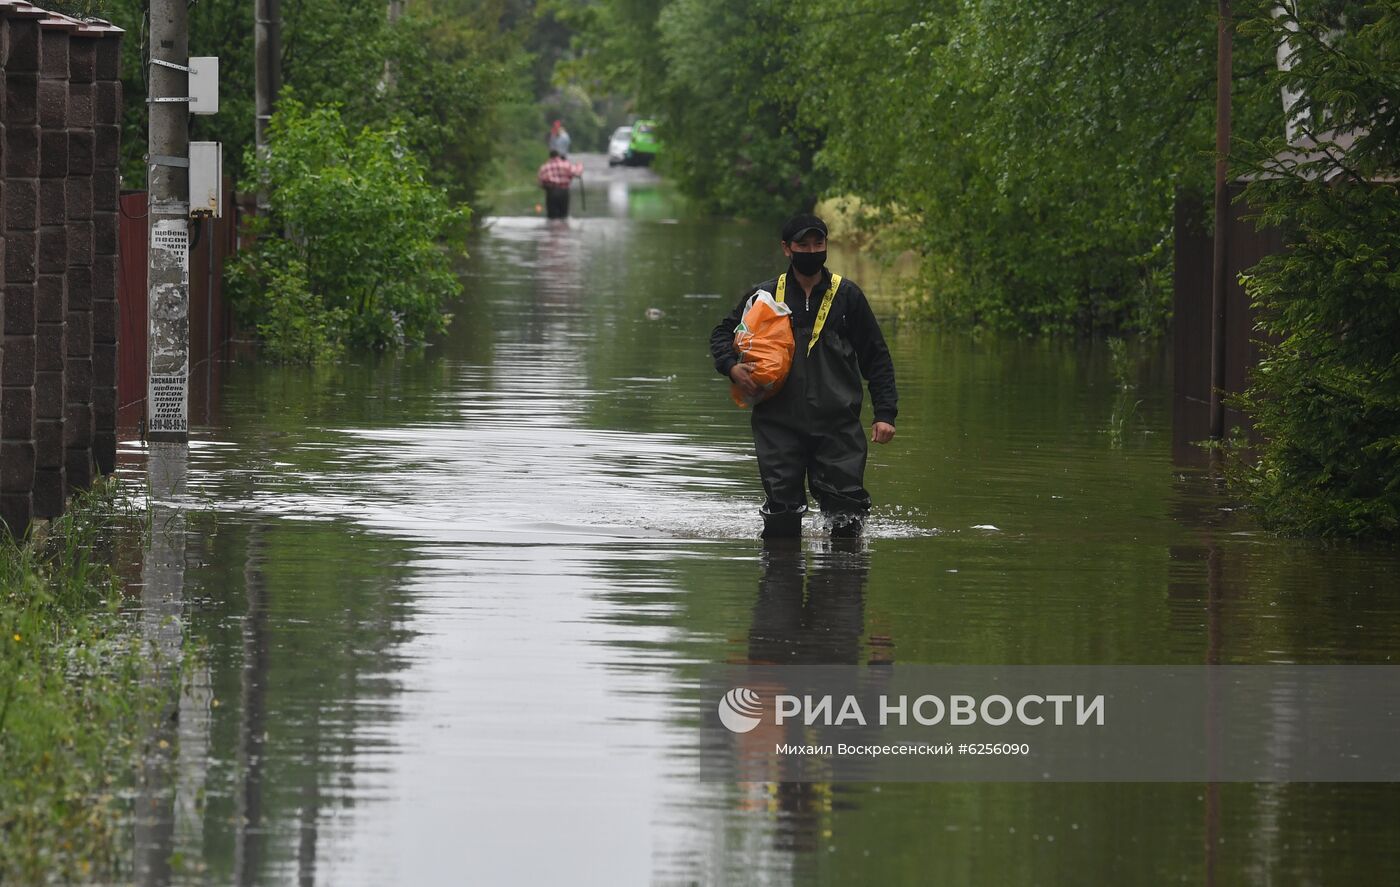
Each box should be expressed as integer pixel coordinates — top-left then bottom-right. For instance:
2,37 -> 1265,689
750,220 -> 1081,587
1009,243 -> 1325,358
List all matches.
537,150 -> 583,219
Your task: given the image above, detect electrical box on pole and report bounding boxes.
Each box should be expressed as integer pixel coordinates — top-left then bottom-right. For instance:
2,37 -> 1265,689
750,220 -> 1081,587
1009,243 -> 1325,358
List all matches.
189,142 -> 223,217
189,57 -> 220,114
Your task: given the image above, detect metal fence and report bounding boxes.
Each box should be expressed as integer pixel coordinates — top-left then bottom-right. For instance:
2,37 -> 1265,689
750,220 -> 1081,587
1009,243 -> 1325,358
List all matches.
1171,185 -> 1285,465
115,181 -> 239,432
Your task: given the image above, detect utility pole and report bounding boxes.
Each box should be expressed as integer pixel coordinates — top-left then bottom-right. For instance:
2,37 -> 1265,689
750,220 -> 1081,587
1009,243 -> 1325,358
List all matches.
254,0 -> 281,211
138,7 -> 195,873
1209,0 -> 1233,441
146,0 -> 190,442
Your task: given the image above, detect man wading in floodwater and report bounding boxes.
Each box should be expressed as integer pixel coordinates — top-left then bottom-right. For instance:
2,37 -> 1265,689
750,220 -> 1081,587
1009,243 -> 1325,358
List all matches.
537,150 -> 583,219
710,213 -> 898,539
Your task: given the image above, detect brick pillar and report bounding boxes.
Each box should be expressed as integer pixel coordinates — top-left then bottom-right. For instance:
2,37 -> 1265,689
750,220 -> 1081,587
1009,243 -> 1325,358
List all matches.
90,30 -> 120,475
2,12 -> 42,538
33,20 -> 71,517
1,13 -> 7,456
63,24 -> 95,491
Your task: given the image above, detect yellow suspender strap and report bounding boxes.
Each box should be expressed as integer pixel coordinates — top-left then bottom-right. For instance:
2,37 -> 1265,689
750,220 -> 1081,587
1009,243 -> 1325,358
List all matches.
776,272 -> 843,355
809,273 -> 841,355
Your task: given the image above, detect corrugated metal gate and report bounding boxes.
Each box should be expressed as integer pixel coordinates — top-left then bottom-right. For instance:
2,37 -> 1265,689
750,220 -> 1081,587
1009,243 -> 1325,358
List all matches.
1172,185 -> 1285,464
116,180 -> 238,430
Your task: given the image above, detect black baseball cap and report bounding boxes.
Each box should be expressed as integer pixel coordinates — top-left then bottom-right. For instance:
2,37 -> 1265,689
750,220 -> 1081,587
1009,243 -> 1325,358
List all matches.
781,213 -> 828,243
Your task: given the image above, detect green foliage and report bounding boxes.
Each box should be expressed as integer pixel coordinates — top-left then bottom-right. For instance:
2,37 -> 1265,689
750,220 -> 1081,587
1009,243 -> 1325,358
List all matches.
286,1 -> 527,206
1106,337 -> 1143,449
1229,2 -> 1400,539
227,100 -> 470,362
228,239 -> 347,363
398,8 -> 532,204
1,478 -> 168,884
572,0 -> 1289,333
563,0 -> 820,215
92,0 -> 526,205
654,0 -> 822,216
483,97 -> 554,202
809,0 -> 1282,334
554,0 -> 669,110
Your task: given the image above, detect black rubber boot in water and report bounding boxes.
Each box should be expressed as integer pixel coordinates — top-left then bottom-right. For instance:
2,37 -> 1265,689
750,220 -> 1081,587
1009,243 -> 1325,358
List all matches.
760,502 -> 807,540
827,512 -> 866,538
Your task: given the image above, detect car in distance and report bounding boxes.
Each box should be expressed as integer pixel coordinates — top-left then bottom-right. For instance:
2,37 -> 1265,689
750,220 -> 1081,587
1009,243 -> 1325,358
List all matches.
627,119 -> 660,166
607,126 -> 633,166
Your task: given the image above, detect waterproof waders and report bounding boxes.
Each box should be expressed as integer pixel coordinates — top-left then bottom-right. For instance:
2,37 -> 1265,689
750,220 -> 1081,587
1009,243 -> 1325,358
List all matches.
755,273 -> 871,539
544,186 -> 570,219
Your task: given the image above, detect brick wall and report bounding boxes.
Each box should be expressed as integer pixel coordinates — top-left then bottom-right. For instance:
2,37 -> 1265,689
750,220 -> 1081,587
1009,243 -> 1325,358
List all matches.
1,2 -> 122,538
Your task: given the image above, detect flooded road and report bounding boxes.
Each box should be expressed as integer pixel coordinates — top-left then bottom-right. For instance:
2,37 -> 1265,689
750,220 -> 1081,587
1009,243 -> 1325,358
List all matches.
123,156 -> 1400,885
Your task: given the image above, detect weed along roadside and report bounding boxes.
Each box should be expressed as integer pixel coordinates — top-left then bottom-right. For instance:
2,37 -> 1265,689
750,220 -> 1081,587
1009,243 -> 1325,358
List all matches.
0,478 -> 181,884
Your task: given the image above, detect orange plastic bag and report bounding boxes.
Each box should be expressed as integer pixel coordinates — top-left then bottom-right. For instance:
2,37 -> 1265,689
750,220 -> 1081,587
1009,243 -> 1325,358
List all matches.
730,289 -> 795,408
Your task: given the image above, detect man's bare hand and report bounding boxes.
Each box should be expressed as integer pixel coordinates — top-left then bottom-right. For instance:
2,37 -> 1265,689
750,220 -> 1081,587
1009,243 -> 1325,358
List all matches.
729,363 -> 759,398
871,421 -> 896,444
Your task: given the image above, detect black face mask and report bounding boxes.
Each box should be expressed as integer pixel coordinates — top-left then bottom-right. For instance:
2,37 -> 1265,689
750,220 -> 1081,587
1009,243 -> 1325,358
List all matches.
790,250 -> 826,276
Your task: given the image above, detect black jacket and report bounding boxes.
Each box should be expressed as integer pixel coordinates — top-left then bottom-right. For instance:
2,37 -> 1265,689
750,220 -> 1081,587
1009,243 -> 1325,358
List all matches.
709,266 -> 898,426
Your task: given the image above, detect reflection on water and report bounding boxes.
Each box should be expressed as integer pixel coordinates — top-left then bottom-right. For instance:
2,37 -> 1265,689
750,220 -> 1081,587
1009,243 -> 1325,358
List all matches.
748,540 -> 874,666
121,166 -> 1400,884
742,541 -> 876,862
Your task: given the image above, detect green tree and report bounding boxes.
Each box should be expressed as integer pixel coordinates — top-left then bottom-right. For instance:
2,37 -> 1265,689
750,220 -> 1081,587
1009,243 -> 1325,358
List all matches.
555,0 -> 669,110
570,0 -> 824,214
1230,1 -> 1400,538
810,0 -> 1283,333
570,0 -> 1289,333
88,0 -> 525,205
655,0 -> 822,215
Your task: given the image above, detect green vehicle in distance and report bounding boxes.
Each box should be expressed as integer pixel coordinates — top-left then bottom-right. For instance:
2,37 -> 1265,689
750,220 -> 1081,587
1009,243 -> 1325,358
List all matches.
627,119 -> 661,166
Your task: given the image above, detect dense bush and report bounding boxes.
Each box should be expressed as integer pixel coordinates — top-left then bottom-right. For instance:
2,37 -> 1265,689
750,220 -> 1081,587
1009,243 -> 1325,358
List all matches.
227,101 -> 469,362
1229,2 -> 1400,538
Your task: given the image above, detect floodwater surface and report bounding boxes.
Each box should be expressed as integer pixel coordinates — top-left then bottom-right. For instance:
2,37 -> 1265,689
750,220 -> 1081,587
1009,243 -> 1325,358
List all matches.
122,155 -> 1400,885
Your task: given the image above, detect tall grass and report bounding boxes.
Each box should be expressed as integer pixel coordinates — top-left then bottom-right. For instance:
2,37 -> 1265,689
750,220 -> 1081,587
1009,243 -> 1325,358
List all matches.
1,477 -> 169,883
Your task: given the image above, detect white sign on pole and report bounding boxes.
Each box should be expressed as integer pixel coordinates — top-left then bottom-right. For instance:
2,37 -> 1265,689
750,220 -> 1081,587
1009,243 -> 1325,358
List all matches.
148,219 -> 190,435
147,373 -> 189,434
